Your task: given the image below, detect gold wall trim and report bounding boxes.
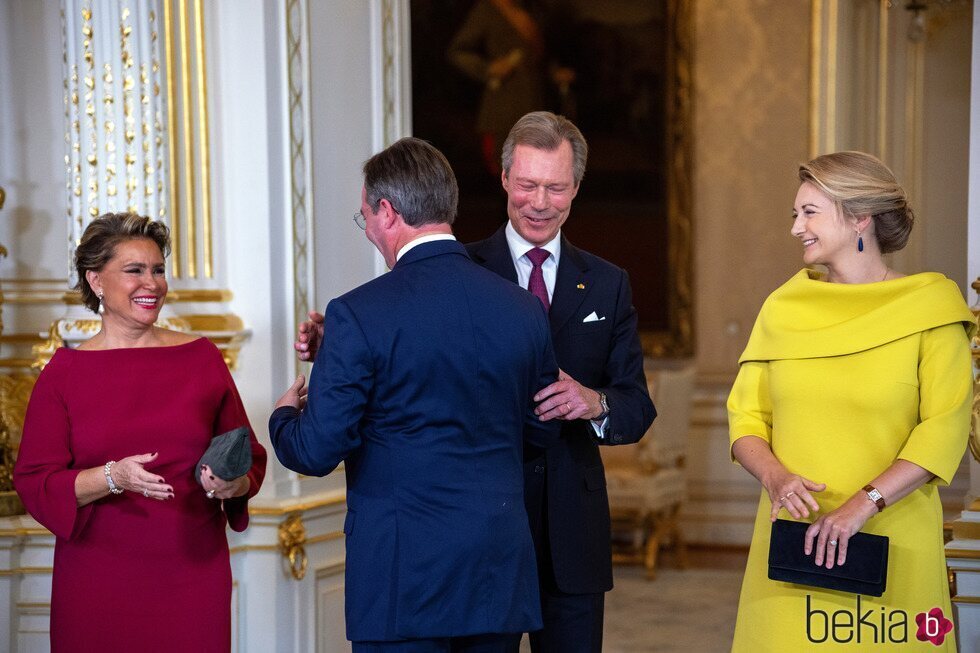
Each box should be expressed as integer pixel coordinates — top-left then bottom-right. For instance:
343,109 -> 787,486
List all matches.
192,0 -> 213,279
166,289 -> 232,302
953,520 -> 980,540
163,0 -> 180,275
228,544 -> 279,554
182,314 -> 245,331
0,567 -> 53,576
0,288 -> 230,305
0,528 -> 50,537
178,0 -> 196,278
825,0 -> 838,154
952,596 -> 980,604
307,531 -> 344,546
945,548 -> 980,560
249,493 -> 346,516
809,0 -> 822,157
877,0 -> 889,161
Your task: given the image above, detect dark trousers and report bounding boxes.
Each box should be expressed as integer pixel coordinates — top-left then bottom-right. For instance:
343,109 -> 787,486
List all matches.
353,633 -> 514,653
506,470 -> 605,653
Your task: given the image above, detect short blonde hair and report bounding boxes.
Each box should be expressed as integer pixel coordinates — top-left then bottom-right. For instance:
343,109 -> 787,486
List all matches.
799,151 -> 914,253
74,212 -> 171,313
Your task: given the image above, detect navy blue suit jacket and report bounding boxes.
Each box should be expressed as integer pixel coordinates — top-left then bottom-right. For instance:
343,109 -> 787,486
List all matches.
269,240 -> 560,642
467,227 -> 655,595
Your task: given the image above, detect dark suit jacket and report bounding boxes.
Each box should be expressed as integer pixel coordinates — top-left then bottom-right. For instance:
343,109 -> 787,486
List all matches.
269,240 -> 560,642
467,226 -> 656,595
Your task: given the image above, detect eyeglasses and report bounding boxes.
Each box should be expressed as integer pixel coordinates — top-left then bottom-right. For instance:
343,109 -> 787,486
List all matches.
353,211 -> 366,230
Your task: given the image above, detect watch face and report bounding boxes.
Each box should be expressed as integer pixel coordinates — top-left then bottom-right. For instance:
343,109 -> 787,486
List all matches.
868,488 -> 883,502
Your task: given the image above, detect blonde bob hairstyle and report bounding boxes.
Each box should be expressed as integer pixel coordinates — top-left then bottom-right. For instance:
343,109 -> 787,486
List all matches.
798,151 -> 914,254
74,212 -> 172,313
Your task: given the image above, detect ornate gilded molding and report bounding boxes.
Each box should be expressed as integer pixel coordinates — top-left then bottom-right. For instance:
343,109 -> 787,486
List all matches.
278,513 -> 308,581
286,0 -> 314,377
62,0 -> 170,284
642,0 -> 694,358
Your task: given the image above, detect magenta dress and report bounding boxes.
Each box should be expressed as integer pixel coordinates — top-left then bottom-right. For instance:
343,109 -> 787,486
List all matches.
13,338 -> 267,652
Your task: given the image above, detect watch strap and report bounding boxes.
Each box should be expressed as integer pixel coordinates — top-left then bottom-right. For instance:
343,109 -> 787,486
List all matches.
863,484 -> 885,512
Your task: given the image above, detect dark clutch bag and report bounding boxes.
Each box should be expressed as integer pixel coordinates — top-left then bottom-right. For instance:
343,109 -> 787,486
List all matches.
195,426 -> 252,485
768,519 -> 889,597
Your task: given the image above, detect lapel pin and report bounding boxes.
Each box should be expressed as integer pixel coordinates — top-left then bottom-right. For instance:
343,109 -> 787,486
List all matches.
576,283 -> 585,290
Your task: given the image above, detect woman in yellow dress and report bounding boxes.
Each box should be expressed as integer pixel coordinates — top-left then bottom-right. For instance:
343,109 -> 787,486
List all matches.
728,151 -> 975,651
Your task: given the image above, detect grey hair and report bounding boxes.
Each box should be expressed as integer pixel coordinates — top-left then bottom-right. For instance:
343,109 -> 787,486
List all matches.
501,111 -> 588,185
363,137 -> 458,226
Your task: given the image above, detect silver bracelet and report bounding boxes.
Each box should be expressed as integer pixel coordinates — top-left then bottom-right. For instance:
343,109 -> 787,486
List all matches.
104,461 -> 123,494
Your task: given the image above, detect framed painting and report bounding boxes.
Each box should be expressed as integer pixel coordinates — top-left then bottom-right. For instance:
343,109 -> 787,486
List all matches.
410,0 -> 692,356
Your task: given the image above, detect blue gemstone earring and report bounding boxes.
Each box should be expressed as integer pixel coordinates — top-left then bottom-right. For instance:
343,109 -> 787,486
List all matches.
857,235 -> 864,253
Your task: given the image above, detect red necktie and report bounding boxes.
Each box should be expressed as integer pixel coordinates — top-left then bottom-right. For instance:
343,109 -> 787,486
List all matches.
526,247 -> 550,312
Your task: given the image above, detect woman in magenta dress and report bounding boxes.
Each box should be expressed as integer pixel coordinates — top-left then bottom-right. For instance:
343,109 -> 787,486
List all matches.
14,212 -> 267,652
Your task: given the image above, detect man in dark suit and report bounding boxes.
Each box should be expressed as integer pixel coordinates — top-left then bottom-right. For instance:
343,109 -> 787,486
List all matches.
294,115 -> 654,653
465,111 -> 656,653
271,137 -> 561,652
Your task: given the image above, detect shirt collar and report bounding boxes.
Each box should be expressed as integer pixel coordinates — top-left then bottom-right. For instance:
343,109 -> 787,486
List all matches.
504,221 -> 561,263
396,233 -> 457,262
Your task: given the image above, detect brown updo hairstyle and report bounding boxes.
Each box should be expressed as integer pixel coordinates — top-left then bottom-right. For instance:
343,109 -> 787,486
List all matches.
798,151 -> 914,253
74,212 -> 172,313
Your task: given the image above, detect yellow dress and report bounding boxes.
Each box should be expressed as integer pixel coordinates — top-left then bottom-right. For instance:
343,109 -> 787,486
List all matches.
728,269 -> 976,652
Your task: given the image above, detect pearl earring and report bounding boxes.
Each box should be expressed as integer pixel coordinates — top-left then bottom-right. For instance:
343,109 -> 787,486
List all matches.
97,291 -> 105,315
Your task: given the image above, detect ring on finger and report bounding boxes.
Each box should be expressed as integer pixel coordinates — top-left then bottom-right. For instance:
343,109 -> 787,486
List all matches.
786,491 -> 797,498
142,488 -> 149,498
829,539 -> 837,546
565,402 -> 571,412
778,496 -> 786,502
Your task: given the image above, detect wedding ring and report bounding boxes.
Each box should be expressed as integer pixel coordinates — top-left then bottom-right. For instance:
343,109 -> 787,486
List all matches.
786,491 -> 797,498
778,496 -> 786,502
829,540 -> 837,546
142,489 -> 149,498
206,489 -> 216,499
565,402 -> 571,412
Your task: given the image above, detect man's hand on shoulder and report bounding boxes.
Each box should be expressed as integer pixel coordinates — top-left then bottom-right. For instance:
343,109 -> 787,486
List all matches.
533,368 -> 603,422
294,310 -> 325,362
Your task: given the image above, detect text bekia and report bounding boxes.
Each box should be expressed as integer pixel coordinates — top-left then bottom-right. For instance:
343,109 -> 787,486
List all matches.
805,595 -> 907,645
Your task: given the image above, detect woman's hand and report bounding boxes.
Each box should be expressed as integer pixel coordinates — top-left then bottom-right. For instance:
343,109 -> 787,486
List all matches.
200,464 -> 250,500
804,492 -> 878,569
763,467 -> 826,522
111,452 -> 174,500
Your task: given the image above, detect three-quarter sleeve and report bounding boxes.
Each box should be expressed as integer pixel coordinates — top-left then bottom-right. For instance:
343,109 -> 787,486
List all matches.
727,361 -> 773,461
13,357 -> 94,540
209,349 -> 267,532
897,323 -> 973,485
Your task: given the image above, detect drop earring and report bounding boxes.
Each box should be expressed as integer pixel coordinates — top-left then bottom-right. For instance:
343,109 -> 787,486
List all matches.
97,291 -> 105,315
857,235 -> 864,253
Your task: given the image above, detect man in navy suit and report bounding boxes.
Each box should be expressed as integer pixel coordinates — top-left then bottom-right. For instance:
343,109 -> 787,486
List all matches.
295,115 -> 655,653
464,111 -> 655,653
271,137 -> 560,652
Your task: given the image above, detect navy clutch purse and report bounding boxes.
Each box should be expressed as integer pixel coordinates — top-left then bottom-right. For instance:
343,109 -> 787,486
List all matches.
768,519 -> 889,597
195,426 -> 252,484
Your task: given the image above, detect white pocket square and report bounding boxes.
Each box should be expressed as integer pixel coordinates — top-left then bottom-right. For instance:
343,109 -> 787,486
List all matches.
582,311 -> 606,323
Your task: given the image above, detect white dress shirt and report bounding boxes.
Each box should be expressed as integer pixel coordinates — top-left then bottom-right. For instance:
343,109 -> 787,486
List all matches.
396,233 -> 457,262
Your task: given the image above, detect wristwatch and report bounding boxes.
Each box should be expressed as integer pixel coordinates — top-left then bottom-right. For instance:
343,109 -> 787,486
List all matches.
596,391 -> 610,421
863,484 -> 885,512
